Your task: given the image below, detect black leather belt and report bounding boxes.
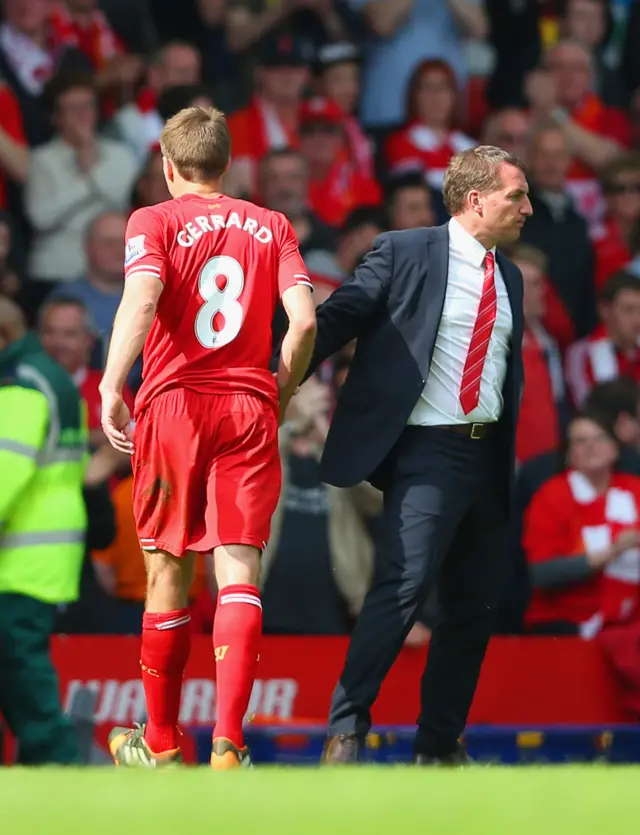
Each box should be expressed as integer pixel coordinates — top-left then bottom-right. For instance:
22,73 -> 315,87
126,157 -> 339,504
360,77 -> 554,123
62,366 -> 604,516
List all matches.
431,423 -> 496,440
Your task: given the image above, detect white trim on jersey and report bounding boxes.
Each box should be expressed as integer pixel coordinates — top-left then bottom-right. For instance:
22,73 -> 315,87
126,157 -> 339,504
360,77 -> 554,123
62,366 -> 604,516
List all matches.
125,265 -> 163,279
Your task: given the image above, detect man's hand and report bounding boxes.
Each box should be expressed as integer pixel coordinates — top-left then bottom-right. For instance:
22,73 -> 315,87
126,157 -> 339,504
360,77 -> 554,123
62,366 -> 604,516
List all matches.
404,622 -> 431,648
101,389 -> 134,454
285,376 -> 331,431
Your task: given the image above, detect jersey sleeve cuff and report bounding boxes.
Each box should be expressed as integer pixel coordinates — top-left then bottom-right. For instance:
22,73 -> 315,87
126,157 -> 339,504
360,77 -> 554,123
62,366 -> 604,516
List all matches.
293,273 -> 313,289
125,264 -> 164,282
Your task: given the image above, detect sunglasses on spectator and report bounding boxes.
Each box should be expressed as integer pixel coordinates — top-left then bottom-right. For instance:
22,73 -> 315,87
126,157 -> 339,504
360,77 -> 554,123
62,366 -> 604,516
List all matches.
605,182 -> 640,195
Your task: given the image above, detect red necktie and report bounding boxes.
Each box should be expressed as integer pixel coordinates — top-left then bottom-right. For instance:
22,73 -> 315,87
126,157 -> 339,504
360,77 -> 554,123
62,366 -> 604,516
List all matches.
459,251 -> 497,415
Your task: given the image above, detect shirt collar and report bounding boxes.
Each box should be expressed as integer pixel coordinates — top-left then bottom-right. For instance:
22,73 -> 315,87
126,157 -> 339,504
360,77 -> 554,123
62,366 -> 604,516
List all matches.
448,217 -> 495,269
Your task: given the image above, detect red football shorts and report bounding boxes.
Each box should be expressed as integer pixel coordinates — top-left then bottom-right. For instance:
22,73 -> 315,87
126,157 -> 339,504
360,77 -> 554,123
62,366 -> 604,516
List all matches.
132,389 -> 281,557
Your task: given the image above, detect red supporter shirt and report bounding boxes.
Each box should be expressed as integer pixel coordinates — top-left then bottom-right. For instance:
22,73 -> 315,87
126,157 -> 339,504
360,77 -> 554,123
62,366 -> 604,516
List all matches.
384,124 -> 475,190
516,328 -> 560,465
124,194 -> 311,417
308,162 -> 382,228
0,84 -> 27,209
592,218 -> 631,292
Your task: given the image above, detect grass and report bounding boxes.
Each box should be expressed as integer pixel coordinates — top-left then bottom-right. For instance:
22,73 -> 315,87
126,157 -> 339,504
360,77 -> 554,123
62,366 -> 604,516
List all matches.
2,765 -> 640,835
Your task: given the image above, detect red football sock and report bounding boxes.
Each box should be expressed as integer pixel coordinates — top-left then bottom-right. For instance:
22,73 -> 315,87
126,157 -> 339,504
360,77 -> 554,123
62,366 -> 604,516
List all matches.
213,584 -> 262,749
141,608 -> 191,754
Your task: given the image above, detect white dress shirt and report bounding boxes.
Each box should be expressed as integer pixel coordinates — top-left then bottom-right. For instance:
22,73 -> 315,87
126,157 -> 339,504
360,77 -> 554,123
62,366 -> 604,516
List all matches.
408,218 -> 513,426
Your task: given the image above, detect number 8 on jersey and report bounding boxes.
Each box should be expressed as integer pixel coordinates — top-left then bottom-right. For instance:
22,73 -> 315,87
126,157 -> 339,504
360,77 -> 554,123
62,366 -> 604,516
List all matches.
195,255 -> 245,349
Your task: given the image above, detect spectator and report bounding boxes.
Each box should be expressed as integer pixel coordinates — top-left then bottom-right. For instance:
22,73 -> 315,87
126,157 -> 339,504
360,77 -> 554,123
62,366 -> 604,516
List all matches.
0,210 -> 20,298
592,153 -> 640,290
384,60 -> 475,192
485,0 -> 540,111
130,146 -> 170,210
0,296 -> 86,764
385,172 -> 435,231
92,475 -> 208,634
304,205 -> 385,282
49,0 -> 144,95
46,212 -> 128,369
523,411 -> 640,636
560,0 -> 623,107
225,0 -> 347,103
519,122 -> 596,339
0,0 -> 92,146
257,147 -> 337,255
156,82 -> 215,122
480,107 -> 532,163
262,377 -> 378,635
192,0 -> 237,112
99,0 -> 159,56
225,34 -> 311,198
510,243 -> 567,466
299,96 -> 381,228
110,40 -> 202,163
525,39 -> 632,227
515,377 -> 640,536
351,0 -> 488,130
313,41 -> 374,179
38,295 -> 135,450
0,77 -> 29,212
23,74 -> 137,312
565,272 -> 640,406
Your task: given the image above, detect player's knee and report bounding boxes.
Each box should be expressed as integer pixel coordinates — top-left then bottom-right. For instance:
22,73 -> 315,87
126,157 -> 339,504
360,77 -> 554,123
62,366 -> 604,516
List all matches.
145,550 -> 188,609
214,544 -> 261,589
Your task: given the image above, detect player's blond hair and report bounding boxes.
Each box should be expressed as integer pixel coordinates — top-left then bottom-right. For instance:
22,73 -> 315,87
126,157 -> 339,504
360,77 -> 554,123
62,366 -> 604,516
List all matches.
442,145 -> 526,215
160,106 -> 231,183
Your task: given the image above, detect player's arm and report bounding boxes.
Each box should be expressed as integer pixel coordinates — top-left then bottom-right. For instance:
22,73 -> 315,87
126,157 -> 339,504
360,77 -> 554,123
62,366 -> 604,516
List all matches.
101,274 -> 163,394
305,233 -> 393,376
278,285 -> 317,418
275,216 -> 317,419
100,210 -> 165,451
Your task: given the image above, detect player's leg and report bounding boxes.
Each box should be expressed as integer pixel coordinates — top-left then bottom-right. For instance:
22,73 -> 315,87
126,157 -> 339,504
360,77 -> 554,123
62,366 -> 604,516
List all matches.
109,550 -> 195,767
204,394 -> 281,769
109,391 -> 203,768
211,544 -> 262,768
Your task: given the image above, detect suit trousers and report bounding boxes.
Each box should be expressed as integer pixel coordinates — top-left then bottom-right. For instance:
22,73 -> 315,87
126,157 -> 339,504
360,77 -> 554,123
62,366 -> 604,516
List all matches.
328,426 -> 508,756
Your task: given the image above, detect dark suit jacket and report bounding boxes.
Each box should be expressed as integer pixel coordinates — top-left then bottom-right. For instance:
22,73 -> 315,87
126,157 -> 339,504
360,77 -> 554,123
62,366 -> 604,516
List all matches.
308,224 -> 525,508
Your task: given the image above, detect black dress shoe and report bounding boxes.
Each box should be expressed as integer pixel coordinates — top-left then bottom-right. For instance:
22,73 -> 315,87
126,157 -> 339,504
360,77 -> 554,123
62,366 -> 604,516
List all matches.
321,733 -> 361,764
413,741 -> 472,766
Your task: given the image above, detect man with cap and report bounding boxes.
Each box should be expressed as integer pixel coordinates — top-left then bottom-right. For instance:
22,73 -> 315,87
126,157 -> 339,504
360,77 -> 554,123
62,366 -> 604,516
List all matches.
314,42 -> 373,179
300,96 -> 382,227
225,34 -> 311,198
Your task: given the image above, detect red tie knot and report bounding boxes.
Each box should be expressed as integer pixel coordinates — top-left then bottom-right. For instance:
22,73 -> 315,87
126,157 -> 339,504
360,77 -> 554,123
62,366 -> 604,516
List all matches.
484,251 -> 495,270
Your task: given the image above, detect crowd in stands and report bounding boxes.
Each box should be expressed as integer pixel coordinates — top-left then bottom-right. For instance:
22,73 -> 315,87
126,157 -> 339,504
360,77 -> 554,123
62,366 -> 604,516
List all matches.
4,0 -> 640,687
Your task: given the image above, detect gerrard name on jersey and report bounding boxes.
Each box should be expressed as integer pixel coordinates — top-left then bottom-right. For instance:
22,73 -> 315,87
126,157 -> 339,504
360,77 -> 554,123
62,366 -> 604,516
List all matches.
176,212 -> 274,248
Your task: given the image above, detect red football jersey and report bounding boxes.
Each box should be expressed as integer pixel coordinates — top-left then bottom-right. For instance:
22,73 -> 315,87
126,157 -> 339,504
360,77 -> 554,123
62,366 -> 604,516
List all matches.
124,194 -> 312,416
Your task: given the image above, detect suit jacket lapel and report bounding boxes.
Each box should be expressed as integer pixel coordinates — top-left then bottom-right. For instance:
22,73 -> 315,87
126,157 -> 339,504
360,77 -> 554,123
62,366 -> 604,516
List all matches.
420,225 -> 449,379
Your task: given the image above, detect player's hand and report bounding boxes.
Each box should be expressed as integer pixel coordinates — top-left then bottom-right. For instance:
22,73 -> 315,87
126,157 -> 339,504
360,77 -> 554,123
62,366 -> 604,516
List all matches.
101,390 -> 134,454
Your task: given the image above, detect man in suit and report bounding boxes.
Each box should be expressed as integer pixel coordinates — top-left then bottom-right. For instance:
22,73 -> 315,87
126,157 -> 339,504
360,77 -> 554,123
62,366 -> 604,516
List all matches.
307,145 -> 533,764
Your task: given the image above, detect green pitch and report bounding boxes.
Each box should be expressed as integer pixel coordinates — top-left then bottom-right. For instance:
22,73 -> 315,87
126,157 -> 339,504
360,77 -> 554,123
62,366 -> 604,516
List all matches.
3,766 -> 640,834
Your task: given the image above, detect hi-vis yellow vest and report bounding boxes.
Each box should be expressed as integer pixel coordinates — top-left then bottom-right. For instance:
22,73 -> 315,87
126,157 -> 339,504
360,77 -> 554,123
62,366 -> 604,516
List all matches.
0,334 -> 88,604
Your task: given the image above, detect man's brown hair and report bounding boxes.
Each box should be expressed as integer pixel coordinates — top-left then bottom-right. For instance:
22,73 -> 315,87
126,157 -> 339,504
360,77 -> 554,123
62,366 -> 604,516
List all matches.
442,145 -> 526,215
160,106 -> 231,182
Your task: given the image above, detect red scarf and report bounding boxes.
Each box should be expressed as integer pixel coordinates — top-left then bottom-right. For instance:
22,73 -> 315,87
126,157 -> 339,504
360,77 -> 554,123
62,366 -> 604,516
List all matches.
49,3 -> 122,69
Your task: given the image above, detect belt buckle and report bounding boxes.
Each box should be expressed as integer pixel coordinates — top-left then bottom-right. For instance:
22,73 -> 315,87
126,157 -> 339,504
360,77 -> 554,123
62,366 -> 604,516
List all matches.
470,423 -> 483,440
